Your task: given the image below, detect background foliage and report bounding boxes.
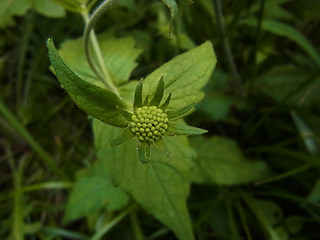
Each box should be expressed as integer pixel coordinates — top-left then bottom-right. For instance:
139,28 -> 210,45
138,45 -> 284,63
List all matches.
1,0 -> 320,239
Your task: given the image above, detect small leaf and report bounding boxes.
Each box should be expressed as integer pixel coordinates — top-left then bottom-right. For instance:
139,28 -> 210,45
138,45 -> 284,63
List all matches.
134,79 -> 143,109
162,0 -> 178,18
149,77 -> 165,107
167,123 -> 207,136
146,143 -> 151,160
109,128 -> 134,147
160,93 -> 172,110
117,106 -> 133,122
166,104 -> 194,120
153,137 -> 172,159
47,39 -> 128,127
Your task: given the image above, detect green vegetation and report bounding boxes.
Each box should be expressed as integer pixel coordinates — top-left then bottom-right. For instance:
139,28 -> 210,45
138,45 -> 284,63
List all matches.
1,0 -> 320,239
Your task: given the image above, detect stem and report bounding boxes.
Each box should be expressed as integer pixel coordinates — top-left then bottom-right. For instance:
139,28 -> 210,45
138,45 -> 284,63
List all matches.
82,1 -> 120,96
213,0 -> 243,95
0,99 -> 68,180
90,204 -> 137,240
130,211 -> 145,240
236,199 -> 252,240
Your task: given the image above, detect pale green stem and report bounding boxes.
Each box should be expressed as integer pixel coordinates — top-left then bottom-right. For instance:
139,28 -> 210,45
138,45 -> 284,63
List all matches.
82,0 -> 120,96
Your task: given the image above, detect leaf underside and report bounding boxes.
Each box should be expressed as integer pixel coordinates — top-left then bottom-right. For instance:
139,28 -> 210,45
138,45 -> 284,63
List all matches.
47,39 -> 128,127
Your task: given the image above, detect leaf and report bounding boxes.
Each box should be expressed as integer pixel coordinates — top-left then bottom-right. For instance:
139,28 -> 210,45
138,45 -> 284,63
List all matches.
307,178 -> 320,206
47,39 -> 128,127
166,104 -> 194,120
109,128 -> 134,147
0,0 -> 31,28
64,176 -> 129,223
191,136 -> 271,185
33,0 -> 66,18
117,106 -> 133,122
134,79 -> 143,109
149,77 -> 164,107
162,0 -> 178,18
93,119 -> 196,240
241,18 -> 320,68
142,41 -> 217,110
167,123 -> 207,136
58,33 -> 142,86
52,0 -> 84,12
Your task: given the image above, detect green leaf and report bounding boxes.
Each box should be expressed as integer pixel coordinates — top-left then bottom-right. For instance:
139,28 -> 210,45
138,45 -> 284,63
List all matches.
149,77 -> 165,107
47,39 -> 128,127
52,0 -> 84,12
93,119 -> 196,240
153,137 -> 172,159
160,93 -> 172,110
162,0 -> 178,18
137,142 -> 149,163
134,79 -> 143,109
109,128 -> 134,147
241,18 -> 320,68
0,0 -> 31,28
58,33 -> 142,86
166,104 -> 194,120
167,123 -> 207,136
191,137 -> 271,185
33,0 -> 66,18
117,106 -> 133,122
64,176 -> 129,223
142,41 -> 217,110
307,178 -> 320,206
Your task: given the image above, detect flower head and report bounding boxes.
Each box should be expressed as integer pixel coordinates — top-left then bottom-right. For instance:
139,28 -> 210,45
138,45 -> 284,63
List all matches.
109,77 -> 207,163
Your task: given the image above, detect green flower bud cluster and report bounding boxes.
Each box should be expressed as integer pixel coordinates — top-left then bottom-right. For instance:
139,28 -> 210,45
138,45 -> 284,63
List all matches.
130,106 -> 168,143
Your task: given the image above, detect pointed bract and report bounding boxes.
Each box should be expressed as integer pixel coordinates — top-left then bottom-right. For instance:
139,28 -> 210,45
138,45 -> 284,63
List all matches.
134,78 -> 143,109
109,128 -> 135,146
160,93 -> 172,111
153,137 -> 172,159
149,76 -> 164,107
166,104 -> 194,120
116,106 -> 132,122
167,123 -> 207,136
143,95 -> 150,106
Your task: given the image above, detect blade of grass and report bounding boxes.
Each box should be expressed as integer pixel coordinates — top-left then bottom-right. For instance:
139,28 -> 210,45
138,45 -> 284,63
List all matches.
90,204 -> 137,240
0,99 -> 68,180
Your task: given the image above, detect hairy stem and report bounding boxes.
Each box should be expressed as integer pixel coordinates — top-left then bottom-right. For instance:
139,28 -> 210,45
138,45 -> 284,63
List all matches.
82,1 -> 120,96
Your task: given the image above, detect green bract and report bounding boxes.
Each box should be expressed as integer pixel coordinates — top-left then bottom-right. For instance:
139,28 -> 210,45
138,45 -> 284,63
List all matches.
109,77 -> 207,163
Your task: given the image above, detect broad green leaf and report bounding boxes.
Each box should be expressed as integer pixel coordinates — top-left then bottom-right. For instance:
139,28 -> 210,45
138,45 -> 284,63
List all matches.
64,176 -> 129,223
93,119 -> 196,240
47,39 -> 128,127
33,0 -> 66,18
0,0 -> 31,28
191,137 -> 270,185
241,18 -> 320,68
142,41 -> 217,110
166,104 -> 194,120
58,33 -> 142,86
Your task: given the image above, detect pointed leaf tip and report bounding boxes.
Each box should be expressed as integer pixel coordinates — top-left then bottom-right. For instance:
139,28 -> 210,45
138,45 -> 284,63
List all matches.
134,78 -> 143,109
150,76 -> 165,107
109,128 -> 135,147
167,123 -> 207,136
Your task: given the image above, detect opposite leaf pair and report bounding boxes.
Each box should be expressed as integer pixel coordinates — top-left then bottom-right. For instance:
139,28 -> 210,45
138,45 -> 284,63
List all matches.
110,77 -> 207,163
